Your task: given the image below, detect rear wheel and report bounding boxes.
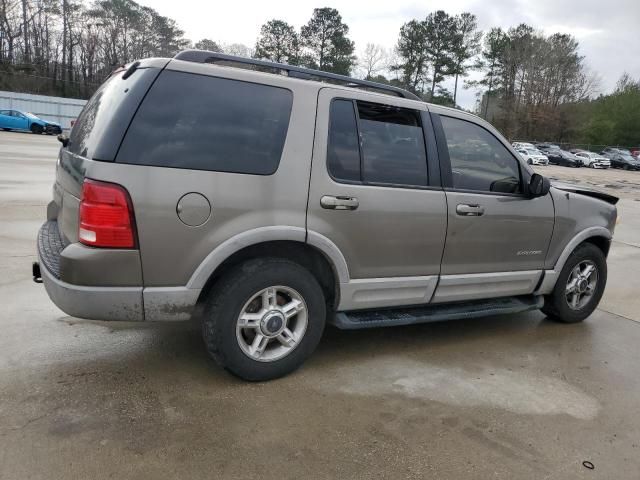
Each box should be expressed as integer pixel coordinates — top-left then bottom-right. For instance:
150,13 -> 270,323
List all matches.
542,243 -> 606,323
30,124 -> 43,134
202,258 -> 326,381
2,128 -> 10,132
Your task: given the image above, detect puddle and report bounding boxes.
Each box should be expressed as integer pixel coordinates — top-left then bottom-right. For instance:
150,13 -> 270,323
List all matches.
313,356 -> 600,420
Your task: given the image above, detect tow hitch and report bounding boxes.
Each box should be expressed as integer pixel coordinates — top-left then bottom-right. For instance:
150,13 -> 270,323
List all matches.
32,262 -> 42,284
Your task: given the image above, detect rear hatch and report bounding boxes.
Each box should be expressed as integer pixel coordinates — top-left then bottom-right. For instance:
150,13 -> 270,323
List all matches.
52,58 -> 169,244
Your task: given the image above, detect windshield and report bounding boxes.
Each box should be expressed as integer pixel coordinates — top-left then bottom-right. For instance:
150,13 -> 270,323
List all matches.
24,112 -> 39,119
621,154 -> 636,161
525,149 -> 539,155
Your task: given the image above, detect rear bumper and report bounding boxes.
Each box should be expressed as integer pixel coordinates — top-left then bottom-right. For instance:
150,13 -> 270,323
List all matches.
39,253 -> 144,321
37,220 -> 200,321
37,220 -> 144,321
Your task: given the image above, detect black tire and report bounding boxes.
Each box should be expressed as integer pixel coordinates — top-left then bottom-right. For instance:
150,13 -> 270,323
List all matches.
541,243 -> 607,323
202,258 -> 326,381
527,159 -> 533,165
623,164 -> 630,171
30,124 -> 43,134
2,128 -> 10,131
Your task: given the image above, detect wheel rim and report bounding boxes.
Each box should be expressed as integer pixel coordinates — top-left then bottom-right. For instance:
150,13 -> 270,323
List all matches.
236,286 -> 308,362
565,260 -> 598,310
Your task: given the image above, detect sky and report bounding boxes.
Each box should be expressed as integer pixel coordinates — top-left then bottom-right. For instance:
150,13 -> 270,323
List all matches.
146,0 -> 640,110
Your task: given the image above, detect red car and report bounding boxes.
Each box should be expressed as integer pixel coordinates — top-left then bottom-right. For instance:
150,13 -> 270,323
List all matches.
631,148 -> 639,158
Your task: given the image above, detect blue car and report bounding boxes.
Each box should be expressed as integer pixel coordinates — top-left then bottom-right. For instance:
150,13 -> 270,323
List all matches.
0,109 -> 62,135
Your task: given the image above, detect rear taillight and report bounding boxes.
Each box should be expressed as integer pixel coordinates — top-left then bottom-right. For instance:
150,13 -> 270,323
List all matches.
79,179 -> 136,248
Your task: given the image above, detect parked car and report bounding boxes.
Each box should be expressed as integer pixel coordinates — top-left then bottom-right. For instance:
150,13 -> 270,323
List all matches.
601,148 -> 640,170
546,149 -> 582,167
34,52 -> 618,381
517,148 -> 548,165
537,144 -> 561,152
0,109 -> 62,135
513,141 -> 536,150
574,151 -> 611,169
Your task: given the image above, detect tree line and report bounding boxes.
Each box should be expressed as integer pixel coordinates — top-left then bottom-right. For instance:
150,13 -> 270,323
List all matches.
1,1 -> 637,146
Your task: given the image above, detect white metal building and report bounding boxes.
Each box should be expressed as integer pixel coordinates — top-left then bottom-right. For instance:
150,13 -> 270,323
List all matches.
0,91 -> 86,130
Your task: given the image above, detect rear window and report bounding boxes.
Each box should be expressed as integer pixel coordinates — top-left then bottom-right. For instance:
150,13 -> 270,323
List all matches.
67,67 -> 163,160
116,71 -> 293,175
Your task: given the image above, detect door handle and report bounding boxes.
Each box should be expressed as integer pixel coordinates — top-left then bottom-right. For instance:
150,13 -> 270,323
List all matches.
456,204 -> 484,216
320,195 -> 359,210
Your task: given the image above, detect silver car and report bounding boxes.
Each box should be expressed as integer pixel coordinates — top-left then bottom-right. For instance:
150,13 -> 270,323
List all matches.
517,148 -> 549,166
575,151 -> 610,169
34,51 -> 618,380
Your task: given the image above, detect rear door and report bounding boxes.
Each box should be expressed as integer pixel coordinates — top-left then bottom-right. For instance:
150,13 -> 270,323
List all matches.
431,111 -> 554,303
307,89 -> 447,310
0,110 -> 14,128
1,110 -> 20,129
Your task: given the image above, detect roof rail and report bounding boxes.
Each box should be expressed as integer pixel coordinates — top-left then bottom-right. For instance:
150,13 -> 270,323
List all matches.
173,50 -> 422,101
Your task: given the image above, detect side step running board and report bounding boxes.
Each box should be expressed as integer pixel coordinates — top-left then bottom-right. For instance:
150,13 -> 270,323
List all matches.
332,296 -> 544,330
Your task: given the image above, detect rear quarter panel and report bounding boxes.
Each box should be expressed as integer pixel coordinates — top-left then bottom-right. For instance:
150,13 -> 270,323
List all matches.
105,62 -> 319,287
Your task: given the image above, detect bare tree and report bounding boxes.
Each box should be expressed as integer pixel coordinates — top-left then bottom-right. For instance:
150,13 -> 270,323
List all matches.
222,42 -> 254,58
358,43 -> 387,79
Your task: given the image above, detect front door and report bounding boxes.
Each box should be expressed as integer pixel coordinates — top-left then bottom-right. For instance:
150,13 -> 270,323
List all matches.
307,89 -> 447,310
11,111 -> 29,130
432,112 -> 555,303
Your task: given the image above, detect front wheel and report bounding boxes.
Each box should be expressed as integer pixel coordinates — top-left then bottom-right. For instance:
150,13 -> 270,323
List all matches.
30,124 -> 43,134
202,258 -> 326,381
542,243 -> 606,323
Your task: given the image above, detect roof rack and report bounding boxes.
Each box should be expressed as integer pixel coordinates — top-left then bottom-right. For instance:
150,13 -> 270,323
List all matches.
173,50 -> 422,101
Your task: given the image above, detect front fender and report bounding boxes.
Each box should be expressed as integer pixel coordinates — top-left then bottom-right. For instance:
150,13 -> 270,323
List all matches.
536,226 -> 612,295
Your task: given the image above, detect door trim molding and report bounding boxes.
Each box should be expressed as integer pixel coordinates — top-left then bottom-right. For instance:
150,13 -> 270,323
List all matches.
338,275 -> 438,311
431,270 -> 543,303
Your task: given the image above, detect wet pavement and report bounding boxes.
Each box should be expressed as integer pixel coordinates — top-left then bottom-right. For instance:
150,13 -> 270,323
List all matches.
1,131 -> 640,479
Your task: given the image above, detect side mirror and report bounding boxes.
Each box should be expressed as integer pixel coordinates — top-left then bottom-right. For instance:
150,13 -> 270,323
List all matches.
57,134 -> 69,147
528,173 -> 550,197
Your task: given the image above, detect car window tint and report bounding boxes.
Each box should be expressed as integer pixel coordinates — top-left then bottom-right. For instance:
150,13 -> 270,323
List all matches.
440,115 -> 521,194
327,100 -> 361,182
357,101 -> 428,186
117,71 -> 293,175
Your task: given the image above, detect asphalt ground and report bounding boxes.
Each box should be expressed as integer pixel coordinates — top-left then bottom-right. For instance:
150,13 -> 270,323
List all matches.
1,131 -> 639,479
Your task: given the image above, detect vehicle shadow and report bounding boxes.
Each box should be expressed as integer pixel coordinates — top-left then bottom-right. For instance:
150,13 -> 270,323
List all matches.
43,309 -> 593,386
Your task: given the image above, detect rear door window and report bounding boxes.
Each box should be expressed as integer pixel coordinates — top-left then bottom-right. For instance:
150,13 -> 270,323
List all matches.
326,98 -> 428,187
358,102 -> 428,186
327,100 -> 361,182
116,71 -> 293,175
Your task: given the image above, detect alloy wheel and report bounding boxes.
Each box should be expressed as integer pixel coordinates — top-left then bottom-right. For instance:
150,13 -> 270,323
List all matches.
236,286 -> 308,362
565,260 -> 598,310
